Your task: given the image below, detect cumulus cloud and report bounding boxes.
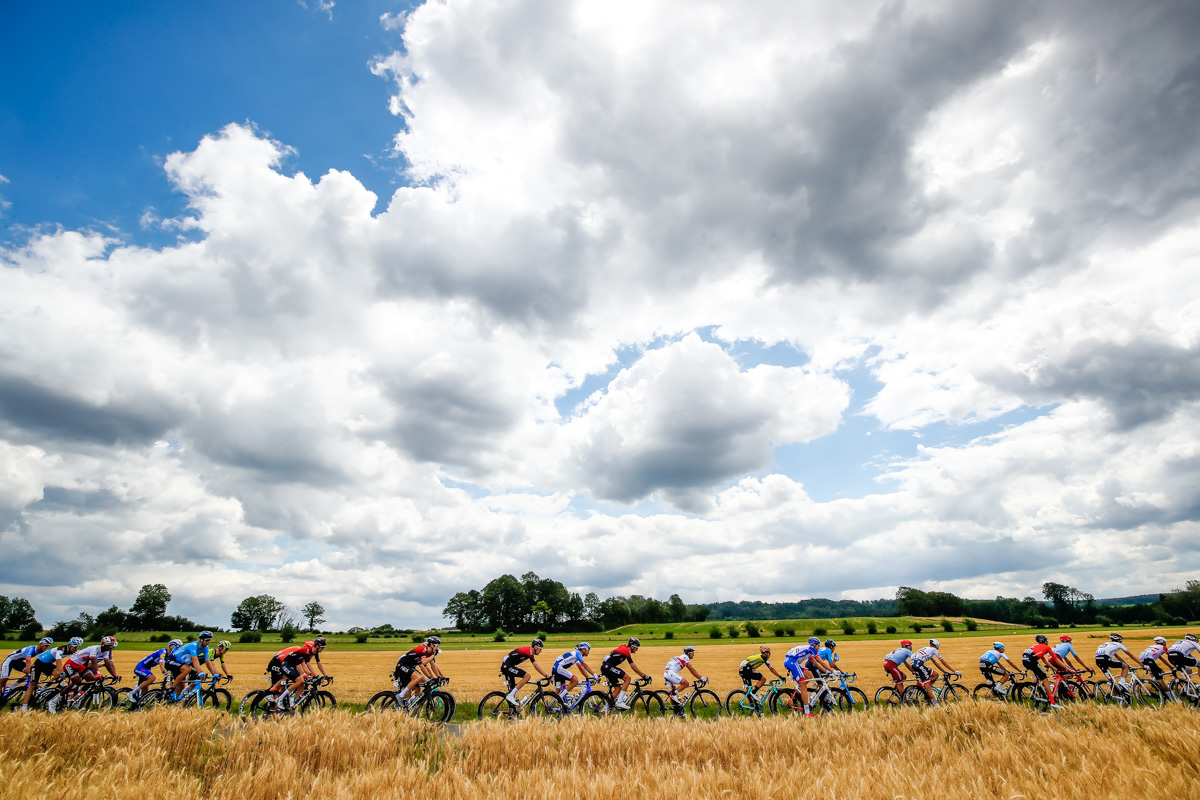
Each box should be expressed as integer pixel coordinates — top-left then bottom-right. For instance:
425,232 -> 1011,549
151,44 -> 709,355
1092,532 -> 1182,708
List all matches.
2,1 -> 1200,626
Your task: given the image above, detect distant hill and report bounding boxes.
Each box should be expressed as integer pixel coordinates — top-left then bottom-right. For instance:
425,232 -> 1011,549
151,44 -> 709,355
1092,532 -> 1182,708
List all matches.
1094,594 -> 1159,607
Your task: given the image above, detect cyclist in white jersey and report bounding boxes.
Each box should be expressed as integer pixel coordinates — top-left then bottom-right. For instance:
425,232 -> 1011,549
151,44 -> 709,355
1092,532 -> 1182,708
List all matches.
978,642 -> 1019,693
1052,634 -> 1090,674
663,646 -> 704,709
1094,633 -> 1139,685
910,639 -> 959,705
1168,634 -> 1200,677
1139,636 -> 1174,696
551,642 -> 596,700
0,638 -> 53,694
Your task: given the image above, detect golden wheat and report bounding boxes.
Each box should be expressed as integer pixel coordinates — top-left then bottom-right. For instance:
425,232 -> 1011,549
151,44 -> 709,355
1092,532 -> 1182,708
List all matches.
2,703 -> 1198,799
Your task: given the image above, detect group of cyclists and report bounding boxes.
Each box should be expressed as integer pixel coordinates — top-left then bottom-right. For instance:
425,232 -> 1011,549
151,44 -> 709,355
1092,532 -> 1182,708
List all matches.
6,626 -> 1199,715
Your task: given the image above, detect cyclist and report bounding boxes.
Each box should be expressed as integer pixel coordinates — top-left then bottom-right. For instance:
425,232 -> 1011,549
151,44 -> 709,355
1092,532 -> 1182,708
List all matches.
19,638 -> 81,712
1167,633 -> 1200,678
882,640 -> 914,703
128,638 -> 181,705
663,645 -> 704,710
601,637 -> 648,710
61,636 -> 120,697
267,637 -> 329,708
1022,634 -> 1070,706
205,640 -> 235,681
783,638 -> 833,715
1139,636 -> 1175,698
551,641 -> 596,702
741,643 -> 785,706
979,642 -> 1019,694
502,638 -> 549,708
0,637 -> 53,695
817,638 -> 840,673
394,635 -> 445,706
911,639 -> 959,705
1095,633 -> 1140,688
168,632 -> 220,699
1053,634 -> 1090,675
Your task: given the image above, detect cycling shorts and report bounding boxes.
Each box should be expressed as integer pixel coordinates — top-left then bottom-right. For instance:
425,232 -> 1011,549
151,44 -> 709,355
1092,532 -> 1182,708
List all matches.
1168,651 -> 1198,670
738,666 -> 763,684
1142,659 -> 1165,679
31,659 -> 55,681
883,659 -> 904,682
911,661 -> 933,682
500,664 -> 527,681
270,662 -> 301,681
601,663 -> 626,686
784,656 -> 807,682
1021,655 -> 1046,681
553,664 -> 574,682
0,655 -> 27,678
1095,655 -> 1123,672
979,662 -> 1004,679
63,661 -> 91,678
393,664 -> 417,685
663,671 -> 683,687
134,666 -> 155,681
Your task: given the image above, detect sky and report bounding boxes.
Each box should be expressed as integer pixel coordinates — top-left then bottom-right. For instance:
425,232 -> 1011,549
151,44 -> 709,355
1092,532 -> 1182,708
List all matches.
2,1 -> 1199,630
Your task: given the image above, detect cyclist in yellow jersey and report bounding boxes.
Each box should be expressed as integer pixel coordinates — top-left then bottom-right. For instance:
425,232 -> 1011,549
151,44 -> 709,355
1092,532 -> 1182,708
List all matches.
205,640 -> 234,680
739,644 -> 783,695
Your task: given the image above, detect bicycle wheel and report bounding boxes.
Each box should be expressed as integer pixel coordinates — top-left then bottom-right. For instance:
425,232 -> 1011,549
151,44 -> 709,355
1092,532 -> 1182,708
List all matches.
837,687 -> 870,713
725,689 -> 760,717
366,690 -> 399,712
477,691 -> 520,721
1171,678 -> 1200,706
316,690 -> 337,709
1029,683 -> 1051,712
942,684 -> 968,703
873,687 -> 903,708
973,683 -> 1003,702
630,691 -> 664,719
238,690 -> 264,716
577,689 -> 613,717
770,687 -> 799,714
0,686 -> 25,712
902,685 -> 933,707
419,690 -> 453,722
210,688 -> 233,711
688,689 -> 724,719
530,691 -> 565,719
81,687 -> 118,712
811,688 -> 839,715
1132,681 -> 1165,708
246,690 -> 282,720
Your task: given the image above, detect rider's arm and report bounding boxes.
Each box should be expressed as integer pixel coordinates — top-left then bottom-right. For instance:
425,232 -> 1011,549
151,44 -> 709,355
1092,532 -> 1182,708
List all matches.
579,660 -> 596,678
104,657 -> 119,678
629,659 -> 646,678
937,657 -> 957,673
316,658 -> 329,678
534,659 -> 549,678
686,662 -> 701,680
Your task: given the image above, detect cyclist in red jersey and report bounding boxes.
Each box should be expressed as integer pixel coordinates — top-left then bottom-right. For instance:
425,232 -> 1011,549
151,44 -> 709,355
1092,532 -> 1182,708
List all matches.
501,638 -> 548,706
394,636 -> 445,706
266,637 -> 328,707
601,637 -> 648,710
1022,634 -> 1070,707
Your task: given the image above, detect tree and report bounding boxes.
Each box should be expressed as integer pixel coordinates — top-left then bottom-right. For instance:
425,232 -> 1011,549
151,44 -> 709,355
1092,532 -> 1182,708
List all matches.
668,594 -> 687,623
301,601 -> 326,630
0,596 -> 37,631
230,595 -> 287,631
130,584 -> 172,627
444,590 -> 487,632
481,575 -> 528,632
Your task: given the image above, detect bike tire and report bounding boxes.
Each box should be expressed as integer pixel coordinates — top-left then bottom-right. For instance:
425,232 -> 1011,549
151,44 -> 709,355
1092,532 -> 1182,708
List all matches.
238,690 -> 264,717
1171,678 -> 1199,706
577,689 -> 613,717
211,688 -> 233,711
247,690 -> 282,720
770,687 -> 799,714
477,691 -> 520,721
873,686 -> 903,708
838,687 -> 870,713
724,689 -> 760,717
1029,683 -> 1051,712
901,685 -> 933,707
317,690 -> 337,709
530,691 -> 565,719
942,684 -> 968,703
421,690 -> 452,722
366,690 -> 399,712
1132,681 -> 1165,708
972,683 -> 1004,702
688,688 -> 724,719
0,686 -> 24,712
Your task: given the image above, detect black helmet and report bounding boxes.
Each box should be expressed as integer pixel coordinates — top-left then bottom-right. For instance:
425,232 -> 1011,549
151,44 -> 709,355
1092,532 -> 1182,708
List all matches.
1035,634 -> 1048,644
627,637 -> 640,648
682,646 -> 695,655
314,636 -> 327,647
531,638 -> 544,649
824,638 -> 835,647
1110,633 -> 1123,642
426,635 -> 441,646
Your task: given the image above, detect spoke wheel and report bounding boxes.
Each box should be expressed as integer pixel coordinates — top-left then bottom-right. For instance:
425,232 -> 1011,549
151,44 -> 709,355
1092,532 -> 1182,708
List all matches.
873,687 -> 903,708
1133,682 -> 1165,708
1029,684 -> 1051,712
973,683 -> 1005,702
477,691 -> 520,721
770,687 -> 799,714
578,689 -> 613,717
942,684 -> 968,703
530,692 -> 565,719
901,685 -> 933,707
688,689 -> 724,719
422,691 -> 453,722
366,690 -> 400,712
725,689 -> 760,717
838,687 -> 870,713
82,687 -> 117,712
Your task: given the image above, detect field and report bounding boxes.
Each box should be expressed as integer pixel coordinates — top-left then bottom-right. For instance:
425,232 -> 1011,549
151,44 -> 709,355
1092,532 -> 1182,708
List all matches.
2,703 -> 1198,799
40,625 -> 1197,712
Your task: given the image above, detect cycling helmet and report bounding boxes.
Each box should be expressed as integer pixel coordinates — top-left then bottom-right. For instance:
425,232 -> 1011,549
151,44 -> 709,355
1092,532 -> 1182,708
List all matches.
1187,634 -> 1198,643
217,640 -> 232,649
759,644 -> 771,655
314,636 -> 327,647
824,638 -> 836,647
1110,633 -> 1123,642
993,642 -> 1005,650
627,637 -> 640,648
39,637 -> 53,646
1154,636 -> 1167,645
808,637 -> 821,645
1034,634 -> 1048,644
900,640 -> 912,648
682,646 -> 695,655
168,639 -> 183,648
577,642 -> 591,652
198,631 -> 213,641
425,635 -> 440,646
929,639 -> 941,648
1059,634 -> 1072,642
304,641 -> 316,650
531,638 -> 544,649
69,637 -> 83,647
100,636 -> 118,649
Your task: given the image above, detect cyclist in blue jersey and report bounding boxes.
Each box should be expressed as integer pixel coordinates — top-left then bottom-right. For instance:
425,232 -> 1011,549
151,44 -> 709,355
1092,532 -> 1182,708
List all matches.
18,638 -> 81,711
0,637 -> 53,695
551,642 -> 596,701
882,640 -> 914,703
978,642 -> 1019,694
783,638 -> 835,715
817,639 -> 840,674
129,639 -> 181,704
1052,634 -> 1089,674
168,632 -> 219,699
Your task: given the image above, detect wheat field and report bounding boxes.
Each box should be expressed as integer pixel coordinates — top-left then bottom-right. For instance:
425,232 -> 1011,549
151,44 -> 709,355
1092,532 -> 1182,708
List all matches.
2,702 -> 1198,799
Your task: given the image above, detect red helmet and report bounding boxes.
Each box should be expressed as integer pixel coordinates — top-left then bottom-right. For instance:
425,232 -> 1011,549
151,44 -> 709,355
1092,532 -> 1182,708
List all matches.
1059,634 -> 1072,642
900,640 -> 913,648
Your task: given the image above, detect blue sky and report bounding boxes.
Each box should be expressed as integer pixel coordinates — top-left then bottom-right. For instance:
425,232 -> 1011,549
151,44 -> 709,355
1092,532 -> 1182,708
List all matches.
2,1 -> 1199,629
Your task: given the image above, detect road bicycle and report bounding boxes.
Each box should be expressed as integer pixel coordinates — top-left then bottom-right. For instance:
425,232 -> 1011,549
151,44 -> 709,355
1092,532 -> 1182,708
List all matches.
528,675 -> 606,717
972,669 -> 1029,703
477,676 -> 563,720
1094,666 -> 1164,708
243,675 -> 336,718
44,675 -> 121,713
136,674 -> 232,711
1028,669 -> 1090,711
1169,667 -> 1200,707
902,671 -> 967,707
367,676 -> 455,722
577,675 -> 663,717
650,677 -> 723,719
785,671 -> 869,714
726,678 -> 787,717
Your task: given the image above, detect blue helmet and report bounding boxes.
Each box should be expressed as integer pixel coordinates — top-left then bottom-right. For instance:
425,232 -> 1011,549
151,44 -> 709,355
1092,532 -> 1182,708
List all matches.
39,637 -> 53,646
199,631 -> 213,641
576,642 -> 591,652
69,637 -> 83,647
808,637 -> 820,645
993,642 -> 1005,650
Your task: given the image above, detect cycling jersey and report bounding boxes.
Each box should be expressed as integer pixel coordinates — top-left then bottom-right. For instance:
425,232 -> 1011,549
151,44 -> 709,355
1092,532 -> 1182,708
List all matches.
1022,643 -> 1053,661
35,648 -> 66,665
169,642 -> 208,666
553,648 -> 587,672
911,646 -> 940,665
1140,644 -> 1168,662
884,647 -> 912,665
603,645 -> 634,667
135,648 -> 170,673
740,653 -> 770,670
503,646 -> 538,667
1169,640 -> 1200,657
1095,641 -> 1131,659
665,653 -> 691,675
818,647 -> 839,664
66,645 -> 110,669
786,644 -> 818,663
5,645 -> 39,661
1053,642 -> 1078,659
276,645 -> 317,667
396,644 -> 435,668
205,646 -> 225,664
980,649 -> 1005,665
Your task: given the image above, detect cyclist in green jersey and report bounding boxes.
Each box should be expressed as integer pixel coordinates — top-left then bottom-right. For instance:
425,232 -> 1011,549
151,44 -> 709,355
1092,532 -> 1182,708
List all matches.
205,640 -> 234,680
739,644 -> 784,695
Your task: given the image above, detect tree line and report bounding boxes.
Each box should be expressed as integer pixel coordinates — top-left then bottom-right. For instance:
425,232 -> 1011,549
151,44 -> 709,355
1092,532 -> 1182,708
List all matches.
443,572 -> 711,633
706,597 -> 898,621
